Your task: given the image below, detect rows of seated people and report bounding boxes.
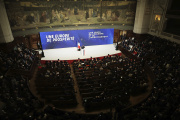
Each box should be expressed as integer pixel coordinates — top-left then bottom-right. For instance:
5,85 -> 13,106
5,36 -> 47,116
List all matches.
0,43 -> 113,119
0,73 -> 44,119
0,54 -> 112,120
28,105 -> 112,120
0,72 -> 112,120
120,37 -> 147,57
0,43 -> 37,71
117,35 -> 180,120
73,55 -> 149,112
35,60 -> 77,108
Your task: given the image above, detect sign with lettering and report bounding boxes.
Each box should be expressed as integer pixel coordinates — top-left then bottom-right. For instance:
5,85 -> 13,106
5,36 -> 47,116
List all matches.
40,28 -> 114,50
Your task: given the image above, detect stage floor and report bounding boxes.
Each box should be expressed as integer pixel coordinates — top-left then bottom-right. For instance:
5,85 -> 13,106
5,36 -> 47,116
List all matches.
40,44 -> 121,61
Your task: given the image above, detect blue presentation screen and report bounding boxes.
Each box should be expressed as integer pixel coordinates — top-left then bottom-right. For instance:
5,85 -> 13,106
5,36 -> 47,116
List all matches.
40,28 -> 114,50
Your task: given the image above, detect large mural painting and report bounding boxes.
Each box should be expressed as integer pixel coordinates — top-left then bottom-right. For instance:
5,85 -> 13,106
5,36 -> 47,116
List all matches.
5,0 -> 137,31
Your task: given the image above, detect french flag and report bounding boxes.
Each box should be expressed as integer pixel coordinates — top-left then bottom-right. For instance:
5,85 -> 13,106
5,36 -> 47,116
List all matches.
78,42 -> 80,49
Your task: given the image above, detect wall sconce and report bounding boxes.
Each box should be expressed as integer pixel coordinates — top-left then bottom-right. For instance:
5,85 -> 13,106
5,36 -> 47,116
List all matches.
155,15 -> 161,21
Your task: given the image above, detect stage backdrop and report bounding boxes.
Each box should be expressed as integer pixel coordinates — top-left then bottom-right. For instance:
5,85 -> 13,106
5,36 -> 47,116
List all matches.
40,28 -> 114,50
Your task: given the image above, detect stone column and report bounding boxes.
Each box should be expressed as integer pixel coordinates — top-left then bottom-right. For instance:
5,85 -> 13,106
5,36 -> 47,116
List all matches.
133,0 -> 152,34
0,0 -> 14,43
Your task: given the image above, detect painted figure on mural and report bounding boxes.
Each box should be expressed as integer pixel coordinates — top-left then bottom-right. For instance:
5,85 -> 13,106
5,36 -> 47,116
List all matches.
74,6 -> 78,15
40,11 -> 47,22
85,10 -> 89,20
26,13 -> 35,24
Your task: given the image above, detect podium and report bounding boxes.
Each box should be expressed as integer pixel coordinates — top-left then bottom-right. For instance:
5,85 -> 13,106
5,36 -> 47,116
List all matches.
81,46 -> 85,56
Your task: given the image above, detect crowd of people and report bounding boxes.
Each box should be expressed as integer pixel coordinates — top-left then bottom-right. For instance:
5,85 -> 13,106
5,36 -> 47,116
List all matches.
0,34 -> 179,119
0,43 -> 42,119
0,43 -> 37,71
0,44 -> 113,119
0,71 -> 111,120
0,72 -> 112,120
0,74 -> 44,119
36,60 -> 77,108
118,35 -> 180,120
120,37 -> 146,57
73,54 -> 149,111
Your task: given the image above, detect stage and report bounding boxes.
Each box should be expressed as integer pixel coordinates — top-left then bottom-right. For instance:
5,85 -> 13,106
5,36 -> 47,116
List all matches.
40,44 -> 121,61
